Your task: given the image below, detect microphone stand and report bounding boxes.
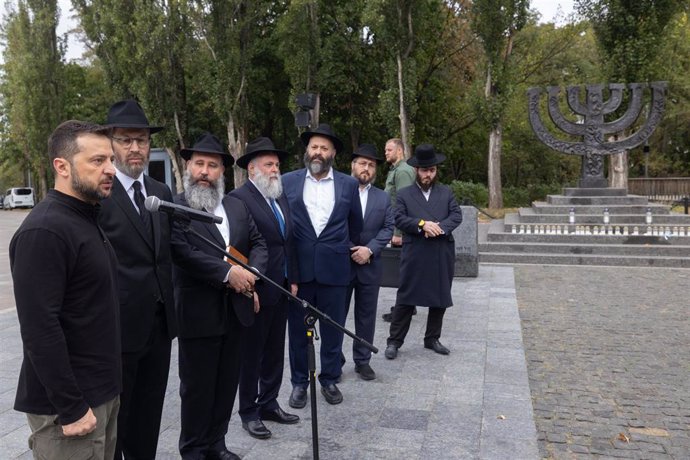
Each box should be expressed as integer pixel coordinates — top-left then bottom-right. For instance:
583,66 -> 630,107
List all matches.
172,211 -> 377,460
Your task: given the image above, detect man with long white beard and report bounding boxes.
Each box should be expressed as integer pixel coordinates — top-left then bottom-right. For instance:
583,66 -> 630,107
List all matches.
170,132 -> 267,460
231,137 -> 300,440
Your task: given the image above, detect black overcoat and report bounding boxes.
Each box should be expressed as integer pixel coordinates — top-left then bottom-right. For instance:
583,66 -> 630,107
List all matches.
394,183 -> 462,308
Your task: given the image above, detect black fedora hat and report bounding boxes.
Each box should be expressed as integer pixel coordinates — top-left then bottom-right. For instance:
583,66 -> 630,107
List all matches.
351,143 -> 383,164
236,137 -> 289,169
180,132 -> 234,167
300,123 -> 344,154
407,144 -> 446,167
106,99 -> 163,133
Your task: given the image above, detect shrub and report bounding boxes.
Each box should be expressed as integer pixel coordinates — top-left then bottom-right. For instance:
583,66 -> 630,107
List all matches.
450,181 -> 488,207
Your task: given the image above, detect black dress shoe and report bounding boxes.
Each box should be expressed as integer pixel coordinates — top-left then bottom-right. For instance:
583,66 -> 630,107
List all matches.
288,386 -> 307,409
320,384 -> 343,405
260,406 -> 300,424
207,449 -> 241,460
354,363 -> 376,380
384,344 -> 398,360
424,339 -> 450,355
242,419 -> 271,439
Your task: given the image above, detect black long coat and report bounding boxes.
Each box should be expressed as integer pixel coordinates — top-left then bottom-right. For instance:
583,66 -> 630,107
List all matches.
394,183 -> 463,308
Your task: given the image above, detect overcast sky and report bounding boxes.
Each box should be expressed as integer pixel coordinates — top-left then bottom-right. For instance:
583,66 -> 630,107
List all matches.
5,0 -> 578,63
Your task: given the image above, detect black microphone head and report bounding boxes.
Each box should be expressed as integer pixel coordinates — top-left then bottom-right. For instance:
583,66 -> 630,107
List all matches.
144,195 -> 160,212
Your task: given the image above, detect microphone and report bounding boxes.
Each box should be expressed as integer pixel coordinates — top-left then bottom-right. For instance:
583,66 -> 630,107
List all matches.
145,195 -> 223,224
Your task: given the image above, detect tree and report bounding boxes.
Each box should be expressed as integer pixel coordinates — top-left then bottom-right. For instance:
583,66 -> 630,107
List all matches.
472,0 -> 529,208
1,0 -> 63,199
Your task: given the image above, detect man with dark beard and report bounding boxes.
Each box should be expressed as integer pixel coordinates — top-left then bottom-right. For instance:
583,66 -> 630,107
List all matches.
282,124 -> 363,406
10,121 -> 121,459
170,132 -> 267,460
98,99 -> 177,459
384,144 -> 463,360
344,144 -> 394,380
231,137 -> 300,440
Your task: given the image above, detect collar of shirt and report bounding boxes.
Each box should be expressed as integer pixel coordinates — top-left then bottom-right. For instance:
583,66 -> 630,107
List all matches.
306,167 -> 334,183
116,169 -> 146,195
358,183 -> 371,218
211,198 -> 230,246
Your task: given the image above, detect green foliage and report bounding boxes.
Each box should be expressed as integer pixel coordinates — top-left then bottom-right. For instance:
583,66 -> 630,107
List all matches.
450,180 -> 489,207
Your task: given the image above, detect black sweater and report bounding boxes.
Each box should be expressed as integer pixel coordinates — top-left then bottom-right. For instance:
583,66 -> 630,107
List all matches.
10,189 -> 121,424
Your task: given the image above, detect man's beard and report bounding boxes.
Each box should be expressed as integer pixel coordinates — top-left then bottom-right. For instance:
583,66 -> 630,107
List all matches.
71,168 -> 111,201
303,151 -> 334,176
115,153 -> 149,178
354,171 -> 376,186
183,169 -> 225,211
417,174 -> 437,192
253,169 -> 283,199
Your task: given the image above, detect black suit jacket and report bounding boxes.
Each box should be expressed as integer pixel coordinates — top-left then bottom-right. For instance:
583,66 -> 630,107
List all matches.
171,193 -> 268,337
99,176 -> 177,353
230,181 -> 298,307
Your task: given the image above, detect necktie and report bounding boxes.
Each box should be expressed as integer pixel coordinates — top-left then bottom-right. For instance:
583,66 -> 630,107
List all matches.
269,198 -> 286,238
132,181 -> 152,236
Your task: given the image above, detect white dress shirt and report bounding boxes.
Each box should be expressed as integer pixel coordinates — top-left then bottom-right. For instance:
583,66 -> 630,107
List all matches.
358,183 -> 371,219
116,169 -> 147,212
303,168 -> 335,237
211,199 -> 230,247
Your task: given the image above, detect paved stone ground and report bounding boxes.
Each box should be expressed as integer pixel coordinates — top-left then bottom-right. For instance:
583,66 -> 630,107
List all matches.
0,207 -> 537,460
515,265 -> 690,459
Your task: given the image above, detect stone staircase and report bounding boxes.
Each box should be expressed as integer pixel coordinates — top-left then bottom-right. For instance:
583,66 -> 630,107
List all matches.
479,187 -> 690,267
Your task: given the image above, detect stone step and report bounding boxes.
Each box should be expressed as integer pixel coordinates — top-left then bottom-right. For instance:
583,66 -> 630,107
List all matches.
546,195 -> 649,205
514,210 -> 690,225
531,202 -> 670,215
479,241 -> 690,257
563,187 -> 627,196
485,231 -> 685,244
479,252 -> 690,268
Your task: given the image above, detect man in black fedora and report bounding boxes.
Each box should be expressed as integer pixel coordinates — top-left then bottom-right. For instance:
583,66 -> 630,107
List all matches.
282,123 -> 363,406
98,99 -> 177,459
344,144 -> 394,380
383,144 -> 462,360
170,132 -> 267,459
231,137 -> 300,440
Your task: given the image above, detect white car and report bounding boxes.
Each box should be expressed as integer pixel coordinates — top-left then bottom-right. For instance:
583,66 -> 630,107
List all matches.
3,187 -> 35,209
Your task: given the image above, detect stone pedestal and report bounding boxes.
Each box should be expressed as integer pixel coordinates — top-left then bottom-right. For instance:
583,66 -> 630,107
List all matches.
454,206 -> 479,277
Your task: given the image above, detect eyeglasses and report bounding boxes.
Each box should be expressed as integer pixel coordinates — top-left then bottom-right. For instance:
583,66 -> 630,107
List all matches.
111,136 -> 151,149
354,160 -> 377,169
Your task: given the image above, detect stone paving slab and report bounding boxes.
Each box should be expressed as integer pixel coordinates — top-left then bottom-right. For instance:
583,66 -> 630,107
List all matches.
515,265 -> 690,459
0,264 -> 538,459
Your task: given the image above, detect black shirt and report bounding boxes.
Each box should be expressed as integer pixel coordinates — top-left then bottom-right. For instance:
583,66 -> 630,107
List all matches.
10,189 -> 121,424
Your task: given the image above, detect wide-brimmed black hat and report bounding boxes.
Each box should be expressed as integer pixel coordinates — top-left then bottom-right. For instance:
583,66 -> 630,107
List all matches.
180,132 -> 234,167
407,144 -> 446,167
300,123 -> 344,154
236,137 -> 289,169
351,143 -> 384,164
106,99 -> 164,133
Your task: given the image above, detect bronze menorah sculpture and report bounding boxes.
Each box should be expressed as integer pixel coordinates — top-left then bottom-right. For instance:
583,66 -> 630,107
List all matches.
527,82 -> 667,188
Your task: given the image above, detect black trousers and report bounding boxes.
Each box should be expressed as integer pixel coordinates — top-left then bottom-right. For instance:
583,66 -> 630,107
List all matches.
387,305 -> 446,348
345,280 -> 380,364
178,310 -> 242,460
116,311 -> 171,460
238,294 -> 289,422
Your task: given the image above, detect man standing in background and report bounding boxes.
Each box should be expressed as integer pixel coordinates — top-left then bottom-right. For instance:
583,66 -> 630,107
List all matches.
99,99 -> 177,459
382,137 -> 416,322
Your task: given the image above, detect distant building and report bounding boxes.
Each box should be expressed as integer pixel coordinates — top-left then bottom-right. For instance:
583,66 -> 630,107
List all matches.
147,148 -> 176,192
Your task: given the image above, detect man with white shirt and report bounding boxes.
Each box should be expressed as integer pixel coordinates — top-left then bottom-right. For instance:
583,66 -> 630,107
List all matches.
345,144 -> 394,380
383,144 -> 463,360
99,99 -> 177,459
282,124 -> 363,407
170,132 -> 267,460
231,137 -> 300,440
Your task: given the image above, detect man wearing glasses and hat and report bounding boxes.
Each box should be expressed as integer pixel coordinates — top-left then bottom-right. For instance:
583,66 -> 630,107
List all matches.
98,99 -> 177,459
383,144 -> 463,360
282,124 -> 363,407
171,132 -> 267,459
231,137 -> 300,440
345,144 -> 394,381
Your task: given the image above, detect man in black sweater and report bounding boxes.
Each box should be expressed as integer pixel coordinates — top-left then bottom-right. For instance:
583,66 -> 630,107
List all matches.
10,120 -> 121,460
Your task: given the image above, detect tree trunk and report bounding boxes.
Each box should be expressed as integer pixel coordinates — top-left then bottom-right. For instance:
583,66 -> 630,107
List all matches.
488,123 -> 503,209
397,51 -> 411,159
608,151 -> 628,190
38,162 -> 48,201
165,147 -> 184,194
227,113 -> 247,190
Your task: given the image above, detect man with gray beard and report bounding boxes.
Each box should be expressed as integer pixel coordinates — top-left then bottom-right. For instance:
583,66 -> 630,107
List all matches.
170,133 -> 267,460
231,137 -> 300,440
